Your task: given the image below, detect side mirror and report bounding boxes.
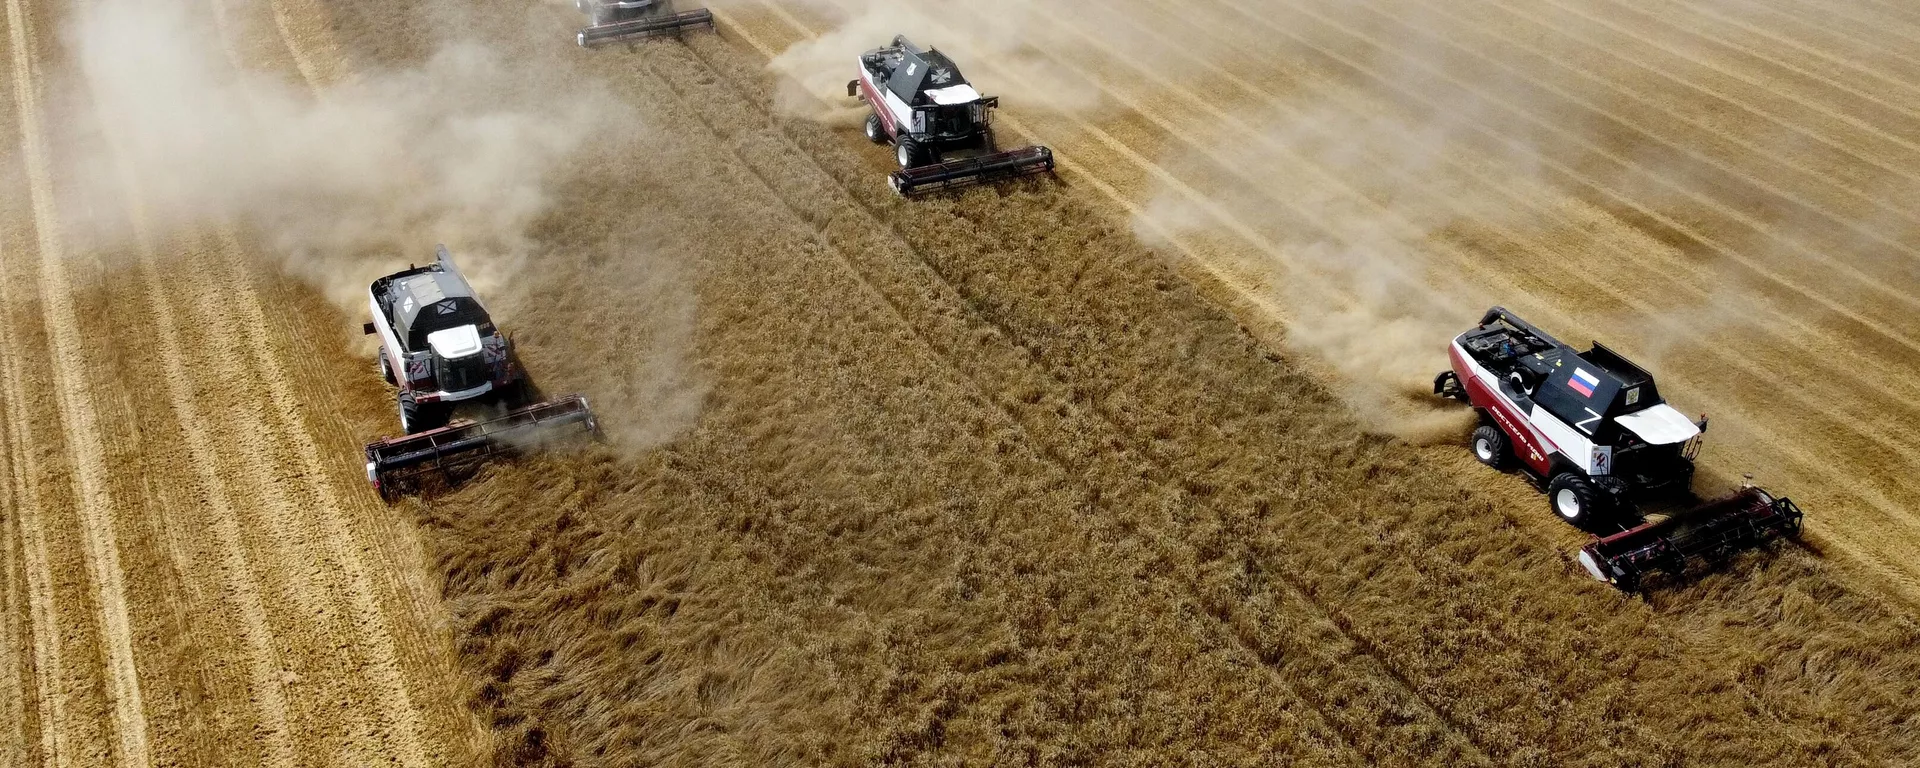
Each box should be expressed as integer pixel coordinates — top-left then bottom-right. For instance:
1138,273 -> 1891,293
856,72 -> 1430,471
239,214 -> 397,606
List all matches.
362,322 -> 376,335
846,79 -> 859,98
1696,414 -> 1710,433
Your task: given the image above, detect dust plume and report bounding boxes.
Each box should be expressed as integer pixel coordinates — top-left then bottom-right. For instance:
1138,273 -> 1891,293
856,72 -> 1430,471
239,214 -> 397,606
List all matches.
55,0 -> 704,452
745,0 -> 1110,121
59,0 -> 629,309
1134,92 -> 1500,442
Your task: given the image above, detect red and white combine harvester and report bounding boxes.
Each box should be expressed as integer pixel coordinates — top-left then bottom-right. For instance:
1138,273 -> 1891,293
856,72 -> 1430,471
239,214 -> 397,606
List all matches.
1435,307 -> 1803,592
574,0 -> 712,47
360,246 -> 598,500
849,35 -> 1056,196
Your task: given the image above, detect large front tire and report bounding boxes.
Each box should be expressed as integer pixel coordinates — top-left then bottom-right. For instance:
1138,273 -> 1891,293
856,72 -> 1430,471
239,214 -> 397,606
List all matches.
1471,425 -> 1509,469
1548,473 -> 1601,527
399,393 -> 449,434
897,137 -> 928,169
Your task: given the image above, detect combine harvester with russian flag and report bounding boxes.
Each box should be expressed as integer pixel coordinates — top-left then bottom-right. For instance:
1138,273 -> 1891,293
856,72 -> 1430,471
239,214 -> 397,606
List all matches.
1433,307 -> 1804,593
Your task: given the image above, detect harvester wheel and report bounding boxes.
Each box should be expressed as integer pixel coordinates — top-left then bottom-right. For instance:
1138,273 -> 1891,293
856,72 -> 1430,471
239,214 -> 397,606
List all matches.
399,392 -> 419,433
1470,425 -> 1509,469
1548,473 -> 1601,527
378,350 -> 395,386
897,137 -> 927,169
399,392 -> 449,434
865,113 -> 887,144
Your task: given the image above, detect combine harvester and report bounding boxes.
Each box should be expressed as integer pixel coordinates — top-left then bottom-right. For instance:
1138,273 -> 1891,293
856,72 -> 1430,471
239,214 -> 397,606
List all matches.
361,246 -> 597,500
849,35 -> 1056,196
575,0 -> 713,47
1434,307 -> 1803,592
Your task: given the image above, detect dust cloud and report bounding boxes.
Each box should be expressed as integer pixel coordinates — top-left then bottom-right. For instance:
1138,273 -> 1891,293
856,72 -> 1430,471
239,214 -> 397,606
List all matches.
56,0 -> 704,451
1135,94 -> 1499,442
60,0 -> 628,309
746,0 -> 1109,122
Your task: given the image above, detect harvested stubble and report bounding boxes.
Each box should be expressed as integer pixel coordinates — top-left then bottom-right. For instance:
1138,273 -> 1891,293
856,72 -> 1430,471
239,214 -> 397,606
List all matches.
295,0 -> 1920,765
341,27 -> 1920,768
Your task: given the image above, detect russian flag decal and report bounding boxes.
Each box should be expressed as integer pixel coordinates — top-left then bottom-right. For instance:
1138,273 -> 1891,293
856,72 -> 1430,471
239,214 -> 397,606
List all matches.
1570,367 -> 1600,397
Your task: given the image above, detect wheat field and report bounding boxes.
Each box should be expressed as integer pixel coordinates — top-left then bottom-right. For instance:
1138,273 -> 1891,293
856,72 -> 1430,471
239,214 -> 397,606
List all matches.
2,0 -> 1918,765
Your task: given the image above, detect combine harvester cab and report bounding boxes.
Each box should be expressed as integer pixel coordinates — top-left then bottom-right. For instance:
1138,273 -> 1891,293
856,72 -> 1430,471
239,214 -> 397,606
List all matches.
849,35 -> 1057,196
1434,307 -> 1804,592
361,246 -> 599,501
575,0 -> 713,47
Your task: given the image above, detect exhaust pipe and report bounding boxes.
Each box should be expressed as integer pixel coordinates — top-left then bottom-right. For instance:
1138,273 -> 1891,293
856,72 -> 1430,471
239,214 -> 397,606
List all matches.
890,145 -> 1056,197
577,8 -> 714,47
1577,486 -> 1803,592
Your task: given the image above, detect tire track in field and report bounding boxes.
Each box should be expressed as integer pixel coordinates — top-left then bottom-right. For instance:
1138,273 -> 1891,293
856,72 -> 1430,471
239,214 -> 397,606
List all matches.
627,24 -> 1378,763
0,181 -> 63,764
705,13 -> 1883,762
0,373 -> 36,768
1451,0 -> 1920,230
1513,0 -> 1920,219
212,226 -> 446,767
86,121 -> 301,767
1204,0 -> 1920,356
1763,1 -> 1920,74
848,0 -> 1920,557
202,0 -> 475,756
3,0 -> 150,761
1109,0 -> 1920,595
1018,0 -> 1920,479
717,4 -> 1305,358
1581,0 -> 1920,130
645,24 -> 1474,763
1099,0 -> 1920,422
705,13 -> 1661,762
1647,0 -> 1920,116
1280,0 -> 1920,317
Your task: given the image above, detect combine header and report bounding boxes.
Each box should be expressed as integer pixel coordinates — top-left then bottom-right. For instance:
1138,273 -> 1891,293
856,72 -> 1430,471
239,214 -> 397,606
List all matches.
575,0 -> 713,47
1435,307 -> 1804,591
361,246 -> 598,500
1578,485 -> 1802,592
850,35 -> 1056,196
365,395 -> 597,501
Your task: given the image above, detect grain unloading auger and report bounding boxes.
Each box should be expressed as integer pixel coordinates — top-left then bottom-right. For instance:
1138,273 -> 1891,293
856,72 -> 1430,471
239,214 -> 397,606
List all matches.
364,395 -> 598,501
1436,307 -> 1806,592
1578,485 -> 1803,593
575,0 -> 712,47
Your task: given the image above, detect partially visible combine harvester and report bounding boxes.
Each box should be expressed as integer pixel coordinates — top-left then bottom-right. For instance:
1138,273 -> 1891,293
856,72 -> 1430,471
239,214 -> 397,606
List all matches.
1435,307 -> 1803,592
360,246 -> 597,500
575,0 -> 713,47
850,35 -> 1056,196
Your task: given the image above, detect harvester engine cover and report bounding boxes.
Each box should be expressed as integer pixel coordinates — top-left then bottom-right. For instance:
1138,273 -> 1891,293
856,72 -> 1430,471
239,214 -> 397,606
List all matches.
1433,307 -> 1802,590
849,35 -> 1056,196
